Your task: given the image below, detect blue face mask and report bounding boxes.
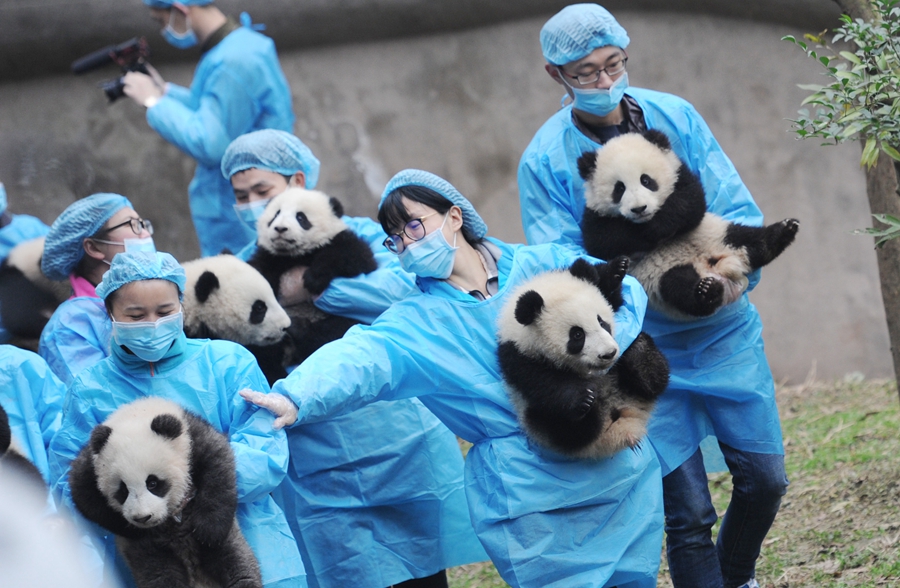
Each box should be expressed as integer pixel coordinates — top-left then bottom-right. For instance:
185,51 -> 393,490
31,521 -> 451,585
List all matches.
0,183 -> 7,216
112,311 -> 183,363
567,71 -> 629,117
162,10 -> 198,49
93,237 -> 157,255
233,199 -> 271,233
398,212 -> 458,279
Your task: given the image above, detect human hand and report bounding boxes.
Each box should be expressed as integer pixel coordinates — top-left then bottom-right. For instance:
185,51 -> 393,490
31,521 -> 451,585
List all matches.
142,63 -> 166,89
239,389 -> 298,429
278,266 -> 313,306
122,71 -> 163,107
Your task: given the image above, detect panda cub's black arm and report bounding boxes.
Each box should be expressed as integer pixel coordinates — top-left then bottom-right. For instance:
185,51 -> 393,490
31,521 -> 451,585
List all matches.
581,211 -> 654,260
185,414 -> 238,548
498,342 -> 598,420
611,332 -> 670,402
638,167 -> 707,245
69,447 -> 144,539
302,229 -> 378,296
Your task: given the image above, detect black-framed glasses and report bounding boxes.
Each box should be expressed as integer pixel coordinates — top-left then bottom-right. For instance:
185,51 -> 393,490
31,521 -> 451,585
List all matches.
383,211 -> 439,254
560,56 -> 628,86
101,217 -> 154,237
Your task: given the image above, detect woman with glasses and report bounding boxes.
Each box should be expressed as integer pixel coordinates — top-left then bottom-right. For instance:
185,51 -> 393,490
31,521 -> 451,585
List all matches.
38,193 -> 156,386
518,6 -> 788,588
243,169 -> 665,588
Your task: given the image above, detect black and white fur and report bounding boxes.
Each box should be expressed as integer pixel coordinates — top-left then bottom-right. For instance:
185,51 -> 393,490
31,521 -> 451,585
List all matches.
248,188 -> 377,363
0,402 -> 47,491
578,129 -> 800,320
182,254 -> 291,384
497,258 -> 670,459
0,237 -> 72,350
69,397 -> 262,588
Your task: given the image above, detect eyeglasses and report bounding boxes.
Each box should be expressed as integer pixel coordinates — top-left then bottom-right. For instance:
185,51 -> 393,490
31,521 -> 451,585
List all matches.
101,217 -> 154,237
560,56 -> 628,87
383,211 -> 439,254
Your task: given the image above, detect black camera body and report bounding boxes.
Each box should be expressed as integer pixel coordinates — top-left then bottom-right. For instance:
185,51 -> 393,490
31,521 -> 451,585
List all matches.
72,38 -> 152,102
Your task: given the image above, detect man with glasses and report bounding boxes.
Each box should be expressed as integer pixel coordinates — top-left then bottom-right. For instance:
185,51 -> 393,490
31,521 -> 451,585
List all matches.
517,5 -> 787,588
38,193 -> 156,386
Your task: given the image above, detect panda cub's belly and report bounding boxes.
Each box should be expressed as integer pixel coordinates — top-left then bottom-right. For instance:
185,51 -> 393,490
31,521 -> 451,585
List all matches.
630,213 -> 751,309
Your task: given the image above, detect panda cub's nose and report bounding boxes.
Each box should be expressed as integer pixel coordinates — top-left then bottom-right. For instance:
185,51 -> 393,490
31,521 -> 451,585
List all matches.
273,225 -> 288,234
134,514 -> 152,524
599,349 -> 617,361
631,205 -> 647,215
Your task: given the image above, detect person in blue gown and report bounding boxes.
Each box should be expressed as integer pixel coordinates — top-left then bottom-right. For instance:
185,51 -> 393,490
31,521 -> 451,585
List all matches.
38,194 -> 155,387
222,130 -> 487,588
0,344 -> 65,484
122,0 -> 295,256
0,182 -> 50,343
243,169 -> 664,588
47,251 -> 306,588
516,6 -> 788,588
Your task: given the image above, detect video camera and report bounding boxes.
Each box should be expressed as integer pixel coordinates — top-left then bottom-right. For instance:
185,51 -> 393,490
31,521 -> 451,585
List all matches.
71,37 -> 151,103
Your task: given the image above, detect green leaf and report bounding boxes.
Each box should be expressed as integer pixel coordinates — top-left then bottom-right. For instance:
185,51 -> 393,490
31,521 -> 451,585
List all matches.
862,136 -> 879,167
840,51 -> 863,65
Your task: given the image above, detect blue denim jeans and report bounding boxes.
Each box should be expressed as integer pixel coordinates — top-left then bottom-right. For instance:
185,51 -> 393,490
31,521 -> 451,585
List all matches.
662,443 -> 788,588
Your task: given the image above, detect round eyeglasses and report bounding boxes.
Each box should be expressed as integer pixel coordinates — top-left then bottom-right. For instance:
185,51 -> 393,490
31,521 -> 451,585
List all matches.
383,211 -> 439,254
101,217 -> 154,237
561,56 -> 628,87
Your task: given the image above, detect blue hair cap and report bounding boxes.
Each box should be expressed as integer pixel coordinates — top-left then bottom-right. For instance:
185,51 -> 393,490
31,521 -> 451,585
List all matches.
540,3 -> 630,65
41,193 -> 133,280
96,251 -> 186,301
380,170 -> 487,240
221,129 -> 321,189
143,0 -> 213,8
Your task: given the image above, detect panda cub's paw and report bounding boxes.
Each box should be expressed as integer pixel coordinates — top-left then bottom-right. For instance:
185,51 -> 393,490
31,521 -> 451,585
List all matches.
695,276 -> 724,311
569,387 -> 598,420
606,255 -> 630,284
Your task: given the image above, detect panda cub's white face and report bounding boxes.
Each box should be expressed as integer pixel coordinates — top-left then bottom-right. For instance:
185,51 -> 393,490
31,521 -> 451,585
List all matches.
498,270 -> 619,376
256,188 -> 347,256
584,133 -> 681,223
92,398 -> 191,529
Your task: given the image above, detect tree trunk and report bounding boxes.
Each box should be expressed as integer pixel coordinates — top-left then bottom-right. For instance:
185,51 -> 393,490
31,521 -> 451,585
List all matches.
833,0 -> 900,396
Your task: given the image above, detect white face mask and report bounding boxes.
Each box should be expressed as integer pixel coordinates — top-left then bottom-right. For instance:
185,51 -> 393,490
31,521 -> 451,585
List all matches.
93,237 -> 157,254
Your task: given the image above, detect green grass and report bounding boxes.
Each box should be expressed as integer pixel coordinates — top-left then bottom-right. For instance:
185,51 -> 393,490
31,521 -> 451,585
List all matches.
450,379 -> 900,587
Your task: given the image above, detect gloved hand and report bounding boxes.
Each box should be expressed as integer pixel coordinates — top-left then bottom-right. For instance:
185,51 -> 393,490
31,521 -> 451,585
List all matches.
278,266 -> 313,306
239,389 -> 298,430
123,71 -> 164,107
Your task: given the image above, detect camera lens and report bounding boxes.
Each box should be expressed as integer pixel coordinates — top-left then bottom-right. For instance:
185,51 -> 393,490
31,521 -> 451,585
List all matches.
100,77 -> 127,102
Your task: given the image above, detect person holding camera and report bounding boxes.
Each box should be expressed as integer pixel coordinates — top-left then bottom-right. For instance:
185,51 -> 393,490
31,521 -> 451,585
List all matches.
122,0 -> 295,257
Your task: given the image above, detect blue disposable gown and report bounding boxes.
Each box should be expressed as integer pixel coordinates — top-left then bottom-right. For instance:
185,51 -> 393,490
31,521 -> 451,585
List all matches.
0,215 -> 50,342
147,25 -> 294,256
38,297 -> 111,387
517,87 -> 783,475
0,345 -> 64,483
273,239 -> 664,588
48,334 -> 306,588
243,215 -> 485,586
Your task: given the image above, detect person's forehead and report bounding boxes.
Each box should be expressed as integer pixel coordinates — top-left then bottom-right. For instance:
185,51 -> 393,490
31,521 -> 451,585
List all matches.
231,168 -> 288,189
564,46 -> 625,71
116,279 -> 179,305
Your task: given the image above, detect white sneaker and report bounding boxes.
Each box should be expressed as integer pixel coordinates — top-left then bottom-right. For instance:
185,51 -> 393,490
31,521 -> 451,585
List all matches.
736,579 -> 759,588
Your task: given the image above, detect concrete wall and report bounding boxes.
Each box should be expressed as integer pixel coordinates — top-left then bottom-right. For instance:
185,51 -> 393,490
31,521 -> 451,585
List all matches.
0,3 -> 890,382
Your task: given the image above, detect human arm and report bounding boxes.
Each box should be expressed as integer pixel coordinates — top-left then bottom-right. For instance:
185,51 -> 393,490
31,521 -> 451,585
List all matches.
518,148 -> 586,249
38,300 -> 110,388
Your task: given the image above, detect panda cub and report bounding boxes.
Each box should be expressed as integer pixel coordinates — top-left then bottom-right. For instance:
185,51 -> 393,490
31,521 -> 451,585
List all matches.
497,258 -> 670,459
248,188 -> 377,363
0,401 -> 46,491
0,237 -> 72,350
578,130 -> 800,319
69,397 -> 262,588
181,254 -> 292,384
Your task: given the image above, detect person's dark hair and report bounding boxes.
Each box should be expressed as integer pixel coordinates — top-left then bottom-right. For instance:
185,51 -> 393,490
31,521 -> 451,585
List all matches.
378,185 -> 480,246
103,290 -> 119,316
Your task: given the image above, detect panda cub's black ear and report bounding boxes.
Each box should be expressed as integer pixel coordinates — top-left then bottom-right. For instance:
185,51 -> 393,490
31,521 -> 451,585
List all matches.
576,150 -> 599,181
329,197 -> 344,219
194,271 -> 220,304
514,290 -> 544,326
90,425 -> 113,455
151,414 -> 183,440
567,258 -> 599,285
643,129 -> 673,151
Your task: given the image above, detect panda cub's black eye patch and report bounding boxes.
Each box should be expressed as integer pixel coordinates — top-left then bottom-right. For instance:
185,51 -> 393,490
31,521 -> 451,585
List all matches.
640,174 -> 659,191
114,481 -> 129,505
146,475 -> 170,497
612,181 -> 626,204
598,315 -> 612,334
567,326 -> 586,355
250,300 -> 267,325
296,211 -> 312,230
